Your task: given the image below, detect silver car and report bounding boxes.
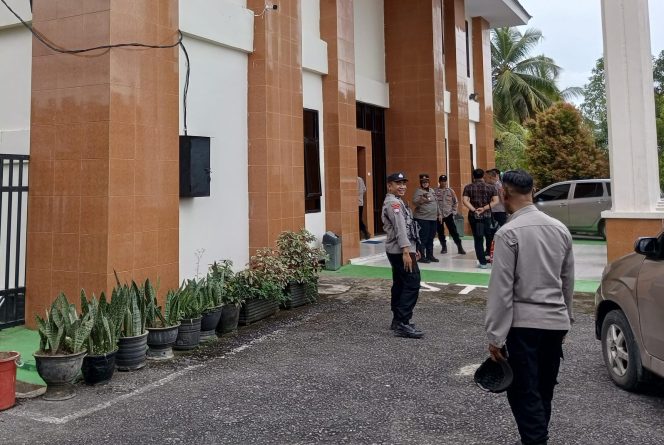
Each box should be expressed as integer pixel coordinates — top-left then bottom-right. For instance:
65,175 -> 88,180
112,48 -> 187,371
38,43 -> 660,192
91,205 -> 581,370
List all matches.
534,179 -> 611,239
595,232 -> 664,390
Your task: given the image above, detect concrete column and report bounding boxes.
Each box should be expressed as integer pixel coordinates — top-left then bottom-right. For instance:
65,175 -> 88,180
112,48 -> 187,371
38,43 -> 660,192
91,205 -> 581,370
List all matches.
25,0 -> 180,326
320,0 -> 359,262
384,0 -> 446,186
247,0 -> 305,253
472,17 -> 494,170
601,0 -> 664,261
443,0 -> 471,195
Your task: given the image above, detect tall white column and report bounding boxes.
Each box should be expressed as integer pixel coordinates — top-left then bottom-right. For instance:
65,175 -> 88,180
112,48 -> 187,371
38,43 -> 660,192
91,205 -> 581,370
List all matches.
601,0 -> 663,217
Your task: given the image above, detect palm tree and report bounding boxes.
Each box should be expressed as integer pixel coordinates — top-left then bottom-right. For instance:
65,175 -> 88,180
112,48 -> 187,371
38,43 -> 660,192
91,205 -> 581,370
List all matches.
492,27 -> 570,124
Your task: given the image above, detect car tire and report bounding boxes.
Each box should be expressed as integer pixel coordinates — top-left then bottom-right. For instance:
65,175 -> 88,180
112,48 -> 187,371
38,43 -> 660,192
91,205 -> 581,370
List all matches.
601,310 -> 644,391
598,220 -> 607,240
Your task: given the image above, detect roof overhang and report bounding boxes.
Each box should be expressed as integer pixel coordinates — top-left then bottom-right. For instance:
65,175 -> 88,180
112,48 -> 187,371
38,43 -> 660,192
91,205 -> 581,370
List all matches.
466,0 -> 531,28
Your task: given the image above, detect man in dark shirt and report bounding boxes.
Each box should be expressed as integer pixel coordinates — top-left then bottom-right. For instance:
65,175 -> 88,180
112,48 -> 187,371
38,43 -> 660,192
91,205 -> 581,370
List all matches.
462,169 -> 499,268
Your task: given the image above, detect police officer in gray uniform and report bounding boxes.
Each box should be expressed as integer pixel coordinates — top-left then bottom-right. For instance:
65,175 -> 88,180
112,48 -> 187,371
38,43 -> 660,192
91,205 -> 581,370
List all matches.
382,172 -> 424,339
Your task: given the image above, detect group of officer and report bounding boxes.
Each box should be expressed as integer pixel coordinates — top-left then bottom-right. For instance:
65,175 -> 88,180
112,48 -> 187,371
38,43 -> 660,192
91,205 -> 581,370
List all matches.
380,170 -> 574,445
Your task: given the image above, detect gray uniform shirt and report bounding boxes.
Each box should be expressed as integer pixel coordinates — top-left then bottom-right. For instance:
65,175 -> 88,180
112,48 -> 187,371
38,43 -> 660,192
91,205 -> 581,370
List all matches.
382,193 -> 418,254
492,180 -> 506,213
485,205 -> 575,348
412,188 -> 438,220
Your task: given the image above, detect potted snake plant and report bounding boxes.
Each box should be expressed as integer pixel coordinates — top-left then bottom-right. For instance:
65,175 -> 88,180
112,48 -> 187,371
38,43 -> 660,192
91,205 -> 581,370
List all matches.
111,277 -> 148,371
173,280 -> 204,350
211,260 -> 243,335
34,292 -> 94,400
199,277 -> 223,341
80,290 -> 119,385
146,282 -> 181,360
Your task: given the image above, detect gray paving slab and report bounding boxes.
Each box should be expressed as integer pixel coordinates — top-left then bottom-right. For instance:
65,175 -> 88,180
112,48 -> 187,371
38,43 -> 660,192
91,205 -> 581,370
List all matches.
1,276 -> 662,445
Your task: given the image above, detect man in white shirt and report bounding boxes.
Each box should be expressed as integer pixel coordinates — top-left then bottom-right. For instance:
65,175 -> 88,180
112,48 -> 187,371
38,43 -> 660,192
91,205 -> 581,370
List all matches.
357,176 -> 370,240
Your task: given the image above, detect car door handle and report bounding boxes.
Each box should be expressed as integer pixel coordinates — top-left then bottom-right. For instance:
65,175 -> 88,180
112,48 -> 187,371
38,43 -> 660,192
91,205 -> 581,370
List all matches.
559,203 -> 567,207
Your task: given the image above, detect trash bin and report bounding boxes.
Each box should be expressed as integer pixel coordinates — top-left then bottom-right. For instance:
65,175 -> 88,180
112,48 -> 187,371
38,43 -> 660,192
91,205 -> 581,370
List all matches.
322,231 -> 342,271
0,351 -> 20,411
454,214 -> 465,237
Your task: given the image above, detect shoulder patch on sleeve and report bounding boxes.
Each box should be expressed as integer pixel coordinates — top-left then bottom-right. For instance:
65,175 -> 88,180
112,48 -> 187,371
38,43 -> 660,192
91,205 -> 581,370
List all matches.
391,202 -> 401,213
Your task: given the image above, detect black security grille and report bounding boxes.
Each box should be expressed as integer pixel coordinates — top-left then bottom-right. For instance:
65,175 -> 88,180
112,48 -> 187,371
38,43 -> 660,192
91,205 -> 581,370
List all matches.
0,154 -> 29,329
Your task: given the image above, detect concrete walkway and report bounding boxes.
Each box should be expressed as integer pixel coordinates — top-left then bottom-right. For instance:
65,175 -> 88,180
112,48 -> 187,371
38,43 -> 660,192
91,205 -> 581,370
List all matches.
352,236 -> 607,282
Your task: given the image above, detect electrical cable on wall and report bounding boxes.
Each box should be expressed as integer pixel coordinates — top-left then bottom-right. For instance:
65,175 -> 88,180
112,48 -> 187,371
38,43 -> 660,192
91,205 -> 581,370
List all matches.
1,0 -> 191,135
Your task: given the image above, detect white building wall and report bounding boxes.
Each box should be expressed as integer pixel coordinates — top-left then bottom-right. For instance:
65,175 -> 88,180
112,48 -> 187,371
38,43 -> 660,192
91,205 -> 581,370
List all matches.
0,24 -> 31,155
178,1 -> 253,278
469,122 -> 477,169
303,72 -> 326,242
353,0 -> 389,108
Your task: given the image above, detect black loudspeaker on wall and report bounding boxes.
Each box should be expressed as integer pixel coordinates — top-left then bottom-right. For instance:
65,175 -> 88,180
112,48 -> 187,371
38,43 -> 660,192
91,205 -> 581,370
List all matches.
179,136 -> 211,197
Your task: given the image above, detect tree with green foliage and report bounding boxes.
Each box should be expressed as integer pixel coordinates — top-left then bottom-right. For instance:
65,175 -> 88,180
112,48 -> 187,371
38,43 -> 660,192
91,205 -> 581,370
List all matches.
491,27 -> 578,125
579,58 -> 608,149
525,102 -> 609,188
495,120 -> 529,171
580,52 -> 664,191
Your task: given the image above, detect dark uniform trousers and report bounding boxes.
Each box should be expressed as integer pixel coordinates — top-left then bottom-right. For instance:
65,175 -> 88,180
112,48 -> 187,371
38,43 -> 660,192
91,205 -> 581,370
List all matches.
468,213 -> 494,265
386,252 -> 420,324
436,214 -> 462,248
506,328 -> 567,445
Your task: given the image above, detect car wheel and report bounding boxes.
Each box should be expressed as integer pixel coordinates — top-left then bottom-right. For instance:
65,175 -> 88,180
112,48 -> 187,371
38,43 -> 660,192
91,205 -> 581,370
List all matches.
601,310 -> 644,391
598,220 -> 607,240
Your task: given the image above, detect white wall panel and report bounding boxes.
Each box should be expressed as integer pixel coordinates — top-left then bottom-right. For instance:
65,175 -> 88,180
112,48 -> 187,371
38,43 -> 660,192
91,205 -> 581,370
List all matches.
179,36 -> 249,278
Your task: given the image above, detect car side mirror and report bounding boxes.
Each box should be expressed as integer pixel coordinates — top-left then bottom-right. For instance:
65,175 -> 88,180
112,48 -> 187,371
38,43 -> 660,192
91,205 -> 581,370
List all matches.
634,237 -> 658,257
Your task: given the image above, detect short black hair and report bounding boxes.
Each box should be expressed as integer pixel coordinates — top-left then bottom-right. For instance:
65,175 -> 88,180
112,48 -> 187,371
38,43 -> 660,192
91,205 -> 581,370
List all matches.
485,169 -> 498,178
502,169 -> 534,195
472,168 -> 485,179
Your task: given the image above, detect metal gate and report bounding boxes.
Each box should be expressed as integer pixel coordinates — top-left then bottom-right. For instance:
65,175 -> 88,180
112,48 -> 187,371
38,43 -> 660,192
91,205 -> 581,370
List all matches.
0,154 -> 29,329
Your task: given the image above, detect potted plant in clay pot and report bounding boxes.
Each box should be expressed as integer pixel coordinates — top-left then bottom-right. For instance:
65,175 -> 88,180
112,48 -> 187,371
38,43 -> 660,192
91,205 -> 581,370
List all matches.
173,280 -> 204,351
211,260 -> 243,335
238,247 -> 288,325
199,277 -> 223,342
146,282 -> 181,361
276,229 -> 327,309
110,278 -> 148,371
80,291 -> 119,385
34,293 -> 94,400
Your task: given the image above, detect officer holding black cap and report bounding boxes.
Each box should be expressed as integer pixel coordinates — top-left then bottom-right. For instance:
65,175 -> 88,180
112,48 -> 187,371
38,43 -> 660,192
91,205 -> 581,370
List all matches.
382,172 -> 424,339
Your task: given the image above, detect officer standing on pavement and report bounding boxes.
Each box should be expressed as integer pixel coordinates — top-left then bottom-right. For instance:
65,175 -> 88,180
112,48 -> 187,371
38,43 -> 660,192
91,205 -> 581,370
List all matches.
382,172 -> 424,339
485,169 -> 574,445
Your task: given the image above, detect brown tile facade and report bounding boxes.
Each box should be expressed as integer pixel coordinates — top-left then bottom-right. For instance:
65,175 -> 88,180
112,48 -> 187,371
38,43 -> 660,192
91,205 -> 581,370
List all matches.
472,17 -> 494,170
247,0 -> 305,254
606,219 -> 664,262
443,0 -> 471,195
25,0 -> 179,327
384,0 -> 446,195
320,0 -> 359,261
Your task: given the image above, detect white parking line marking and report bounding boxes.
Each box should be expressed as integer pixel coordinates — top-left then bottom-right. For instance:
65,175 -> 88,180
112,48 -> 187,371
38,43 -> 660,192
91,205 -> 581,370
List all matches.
420,282 -> 441,292
7,323 -> 305,425
459,285 -> 476,295
456,363 -> 481,376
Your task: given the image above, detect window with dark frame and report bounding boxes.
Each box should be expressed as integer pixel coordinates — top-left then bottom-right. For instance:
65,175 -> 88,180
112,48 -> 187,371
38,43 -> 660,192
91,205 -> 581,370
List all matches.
303,109 -> 322,213
465,20 -> 470,78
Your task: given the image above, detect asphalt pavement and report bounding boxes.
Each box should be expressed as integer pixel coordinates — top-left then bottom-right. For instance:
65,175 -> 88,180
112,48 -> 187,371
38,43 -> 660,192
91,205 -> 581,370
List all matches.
1,276 -> 663,445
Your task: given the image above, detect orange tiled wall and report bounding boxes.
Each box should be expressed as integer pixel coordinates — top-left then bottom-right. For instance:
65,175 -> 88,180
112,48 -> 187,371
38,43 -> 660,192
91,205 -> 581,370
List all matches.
606,219 -> 664,262
25,0 -> 179,327
247,0 -> 305,254
384,0 -> 446,194
320,0 -> 359,262
472,17 -> 494,170
443,0 -> 471,195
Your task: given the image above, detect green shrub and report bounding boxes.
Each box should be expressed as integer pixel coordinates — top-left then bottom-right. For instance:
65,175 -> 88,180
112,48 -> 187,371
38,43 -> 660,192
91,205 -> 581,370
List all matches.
36,293 -> 94,355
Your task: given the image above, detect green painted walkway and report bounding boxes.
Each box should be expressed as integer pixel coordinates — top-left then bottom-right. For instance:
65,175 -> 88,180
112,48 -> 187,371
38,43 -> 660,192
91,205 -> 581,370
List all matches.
0,326 -> 44,385
325,264 -> 600,293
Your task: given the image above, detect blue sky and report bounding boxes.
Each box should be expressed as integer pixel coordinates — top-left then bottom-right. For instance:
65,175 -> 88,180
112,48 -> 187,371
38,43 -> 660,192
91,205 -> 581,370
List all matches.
519,0 -> 664,91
